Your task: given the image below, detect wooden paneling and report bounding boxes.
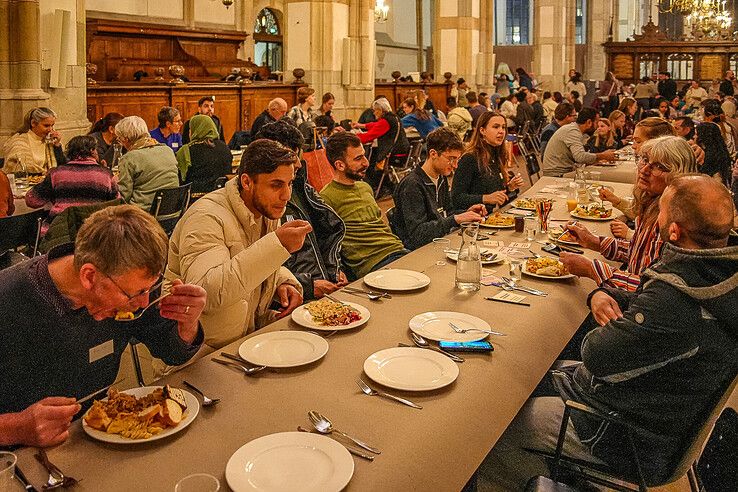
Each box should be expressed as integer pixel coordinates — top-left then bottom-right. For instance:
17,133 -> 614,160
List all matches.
375,82 -> 453,114
86,18 -> 250,82
700,55 -> 724,81
87,83 -> 303,142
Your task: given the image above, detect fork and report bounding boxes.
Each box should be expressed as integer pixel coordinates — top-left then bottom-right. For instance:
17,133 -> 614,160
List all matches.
448,321 -> 506,337
342,287 -> 391,299
34,449 -> 78,489
356,379 -> 422,409
212,357 -> 266,375
114,292 -> 171,322
501,277 -> 548,297
182,380 -> 220,407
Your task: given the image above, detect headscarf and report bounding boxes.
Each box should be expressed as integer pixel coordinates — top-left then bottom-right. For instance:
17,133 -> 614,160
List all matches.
176,115 -> 218,180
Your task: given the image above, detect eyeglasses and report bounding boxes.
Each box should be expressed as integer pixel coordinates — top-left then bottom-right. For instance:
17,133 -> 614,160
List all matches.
637,155 -> 670,175
104,272 -> 164,302
440,153 -> 460,164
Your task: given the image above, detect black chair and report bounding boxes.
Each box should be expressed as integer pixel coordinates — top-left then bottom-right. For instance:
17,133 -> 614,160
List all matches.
385,206 -> 400,236
0,209 -> 46,259
527,374 -> 738,492
375,140 -> 424,199
214,176 -> 228,189
149,183 -> 192,236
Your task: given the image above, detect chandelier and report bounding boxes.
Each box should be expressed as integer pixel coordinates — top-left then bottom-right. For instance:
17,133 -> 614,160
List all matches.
374,0 -> 389,23
659,0 -> 733,36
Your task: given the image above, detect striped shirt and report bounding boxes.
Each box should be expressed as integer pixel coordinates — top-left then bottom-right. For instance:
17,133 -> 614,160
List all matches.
24,158 -> 120,233
591,216 -> 663,292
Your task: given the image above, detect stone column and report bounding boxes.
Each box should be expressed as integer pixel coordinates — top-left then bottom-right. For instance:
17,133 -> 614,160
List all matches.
584,0 -> 614,81
532,0 -> 576,94
0,0 -> 50,145
476,0 -> 495,93
433,0 -> 482,90
284,0 -> 374,120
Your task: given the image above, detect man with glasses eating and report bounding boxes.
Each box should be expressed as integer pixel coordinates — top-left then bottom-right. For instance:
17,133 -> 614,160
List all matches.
0,205 -> 206,447
392,127 -> 485,250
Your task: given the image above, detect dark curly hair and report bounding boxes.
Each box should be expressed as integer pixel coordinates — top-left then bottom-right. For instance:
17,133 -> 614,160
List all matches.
255,120 -> 305,152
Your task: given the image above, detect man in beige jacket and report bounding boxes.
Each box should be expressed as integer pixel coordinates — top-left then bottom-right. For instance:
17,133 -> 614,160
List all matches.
166,139 -> 312,350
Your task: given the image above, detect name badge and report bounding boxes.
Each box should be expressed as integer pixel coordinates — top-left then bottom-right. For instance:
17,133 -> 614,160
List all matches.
89,340 -> 114,364
172,142 -> 179,148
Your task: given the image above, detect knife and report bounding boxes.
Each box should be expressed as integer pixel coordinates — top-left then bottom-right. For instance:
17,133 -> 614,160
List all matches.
77,384 -> 113,405
14,464 -> 38,492
297,427 -> 375,461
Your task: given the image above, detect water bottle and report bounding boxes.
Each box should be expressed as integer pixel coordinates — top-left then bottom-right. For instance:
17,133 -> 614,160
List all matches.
111,142 -> 122,171
455,222 -> 481,291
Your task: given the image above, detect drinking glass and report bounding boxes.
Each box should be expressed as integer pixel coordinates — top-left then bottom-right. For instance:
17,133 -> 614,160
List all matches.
432,237 -> 451,266
0,452 -> 17,491
507,252 -> 524,284
524,216 -> 538,242
175,473 -> 220,492
13,160 -> 28,190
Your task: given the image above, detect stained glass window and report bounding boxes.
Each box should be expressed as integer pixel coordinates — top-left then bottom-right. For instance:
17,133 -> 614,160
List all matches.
254,9 -> 279,36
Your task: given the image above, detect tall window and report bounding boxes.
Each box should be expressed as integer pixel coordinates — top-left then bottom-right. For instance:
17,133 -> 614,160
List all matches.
494,0 -> 532,45
639,54 -> 660,79
731,54 -> 738,74
575,0 -> 586,44
667,53 -> 694,80
253,9 -> 283,72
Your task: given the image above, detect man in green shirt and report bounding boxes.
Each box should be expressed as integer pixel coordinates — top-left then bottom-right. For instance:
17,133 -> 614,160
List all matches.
321,132 -> 408,278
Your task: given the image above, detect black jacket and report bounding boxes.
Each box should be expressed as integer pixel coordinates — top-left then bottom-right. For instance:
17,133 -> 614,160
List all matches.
393,166 -> 457,250
250,110 -> 276,139
182,114 -> 225,144
719,78 -> 735,97
657,79 -> 677,101
451,152 -> 518,213
284,165 -> 345,300
182,139 -> 233,194
375,112 -> 410,163
553,243 -> 738,484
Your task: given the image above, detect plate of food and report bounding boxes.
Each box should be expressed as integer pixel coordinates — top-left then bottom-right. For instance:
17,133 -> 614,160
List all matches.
480,213 -> 515,229
446,248 -> 504,265
522,257 -> 575,279
26,175 -> 46,185
82,385 -> 198,444
512,198 -> 541,211
570,204 -> 613,221
291,298 -> 369,331
547,227 -> 580,246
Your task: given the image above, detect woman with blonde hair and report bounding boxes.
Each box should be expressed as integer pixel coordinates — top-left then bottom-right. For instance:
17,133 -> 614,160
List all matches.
1,107 -> 65,174
563,135 -> 699,291
586,118 -> 616,153
451,111 -> 524,213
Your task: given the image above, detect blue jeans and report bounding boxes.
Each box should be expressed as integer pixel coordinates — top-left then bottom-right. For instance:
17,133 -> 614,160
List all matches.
370,249 -> 410,272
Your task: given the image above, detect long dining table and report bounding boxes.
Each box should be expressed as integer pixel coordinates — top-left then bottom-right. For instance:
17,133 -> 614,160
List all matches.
561,159 -> 637,184
13,177 -> 634,492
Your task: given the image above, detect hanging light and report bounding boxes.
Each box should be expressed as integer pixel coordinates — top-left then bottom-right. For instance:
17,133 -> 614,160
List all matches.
374,0 -> 389,23
659,0 -> 733,37
222,0 -> 234,8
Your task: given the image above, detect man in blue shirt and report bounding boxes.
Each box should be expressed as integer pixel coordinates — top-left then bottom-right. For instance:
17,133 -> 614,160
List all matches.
150,106 -> 183,152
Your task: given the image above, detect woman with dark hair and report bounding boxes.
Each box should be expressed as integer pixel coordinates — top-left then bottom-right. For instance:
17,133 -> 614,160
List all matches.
319,92 -> 336,122
451,111 -> 524,213
565,71 -> 586,100
597,71 -> 621,116
24,135 -> 120,234
1,107 -> 65,174
696,122 -> 733,186
88,112 -> 125,166
400,97 -> 443,138
656,97 -> 672,120
516,67 -> 533,91
175,114 -> 232,195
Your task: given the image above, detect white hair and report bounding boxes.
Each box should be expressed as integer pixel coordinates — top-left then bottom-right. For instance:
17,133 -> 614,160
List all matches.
115,116 -> 150,143
372,97 -> 393,114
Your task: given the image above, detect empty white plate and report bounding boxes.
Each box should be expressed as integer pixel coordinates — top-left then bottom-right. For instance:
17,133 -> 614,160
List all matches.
238,331 -> 329,368
363,347 -> 459,391
226,432 -> 353,492
409,311 -> 490,343
363,269 -> 430,291
290,301 -> 370,331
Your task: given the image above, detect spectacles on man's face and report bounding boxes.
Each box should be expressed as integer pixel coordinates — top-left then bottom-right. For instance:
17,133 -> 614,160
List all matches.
637,155 -> 669,175
439,152 -> 460,164
104,272 -> 164,303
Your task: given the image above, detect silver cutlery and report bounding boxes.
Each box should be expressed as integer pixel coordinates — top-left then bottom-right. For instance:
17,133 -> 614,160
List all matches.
307,411 -> 381,454
448,321 -> 506,337
342,289 -> 383,301
356,379 -> 422,409
325,294 -> 348,306
296,426 -> 375,461
212,357 -> 266,375
501,277 -> 548,297
34,449 -> 77,489
76,384 -> 113,405
14,464 -> 38,492
114,292 -> 171,322
182,380 -> 220,407
342,287 -> 391,299
304,329 -> 338,338
410,332 -> 464,362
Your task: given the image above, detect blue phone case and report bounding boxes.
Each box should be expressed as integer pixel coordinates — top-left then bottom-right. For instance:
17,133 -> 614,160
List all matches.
439,341 -> 493,352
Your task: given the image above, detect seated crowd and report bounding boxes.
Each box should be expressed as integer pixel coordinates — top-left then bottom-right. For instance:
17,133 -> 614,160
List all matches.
0,76 -> 737,491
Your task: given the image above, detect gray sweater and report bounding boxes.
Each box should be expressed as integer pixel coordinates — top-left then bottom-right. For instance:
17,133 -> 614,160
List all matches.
541,122 -> 597,177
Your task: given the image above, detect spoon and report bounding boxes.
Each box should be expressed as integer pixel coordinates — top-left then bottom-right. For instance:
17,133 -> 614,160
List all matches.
410,332 -> 464,362
296,426 -> 375,460
307,411 -> 381,454
341,289 -> 383,301
212,357 -> 266,375
182,380 -> 220,407
114,292 -> 171,322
